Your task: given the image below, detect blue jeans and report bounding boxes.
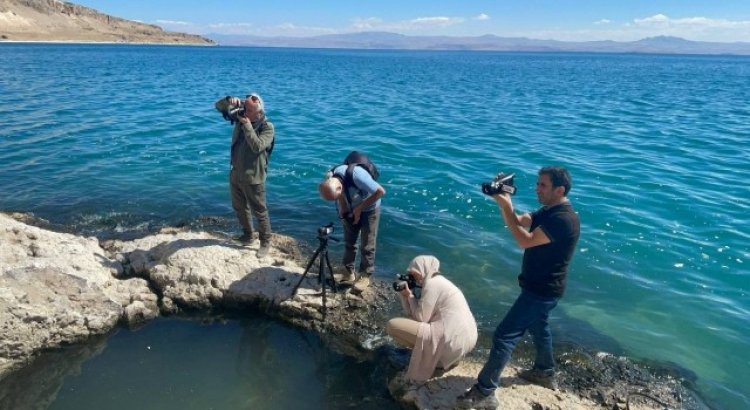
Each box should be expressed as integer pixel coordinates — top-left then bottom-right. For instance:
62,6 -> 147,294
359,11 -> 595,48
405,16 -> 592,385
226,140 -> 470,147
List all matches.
476,289 -> 559,395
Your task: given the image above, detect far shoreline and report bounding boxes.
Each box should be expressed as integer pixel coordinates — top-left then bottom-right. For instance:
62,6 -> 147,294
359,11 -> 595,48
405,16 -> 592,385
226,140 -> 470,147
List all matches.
0,40 -> 215,46
5,40 -> 750,59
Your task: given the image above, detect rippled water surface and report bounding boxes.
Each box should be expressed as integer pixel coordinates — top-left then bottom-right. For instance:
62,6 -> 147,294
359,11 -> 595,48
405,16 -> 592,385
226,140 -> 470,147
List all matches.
1,44 -> 748,409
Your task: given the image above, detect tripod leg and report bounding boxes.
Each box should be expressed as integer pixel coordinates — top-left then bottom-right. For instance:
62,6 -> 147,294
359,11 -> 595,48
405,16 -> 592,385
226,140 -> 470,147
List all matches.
319,250 -> 327,318
324,249 -> 337,294
291,245 -> 323,297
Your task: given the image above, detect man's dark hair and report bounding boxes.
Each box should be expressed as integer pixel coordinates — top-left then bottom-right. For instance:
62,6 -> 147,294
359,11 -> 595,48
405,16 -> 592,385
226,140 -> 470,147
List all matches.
539,166 -> 572,195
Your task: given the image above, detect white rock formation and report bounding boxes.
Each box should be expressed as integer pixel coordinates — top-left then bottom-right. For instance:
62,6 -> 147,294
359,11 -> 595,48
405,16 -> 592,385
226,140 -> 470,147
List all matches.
0,213 -> 157,377
390,359 -> 613,410
107,230 -> 335,318
1,213 -> 358,378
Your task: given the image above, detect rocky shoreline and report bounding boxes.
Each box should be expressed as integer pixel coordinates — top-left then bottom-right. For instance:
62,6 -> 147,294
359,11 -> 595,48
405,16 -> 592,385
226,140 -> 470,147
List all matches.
0,0 -> 213,44
0,212 -> 705,409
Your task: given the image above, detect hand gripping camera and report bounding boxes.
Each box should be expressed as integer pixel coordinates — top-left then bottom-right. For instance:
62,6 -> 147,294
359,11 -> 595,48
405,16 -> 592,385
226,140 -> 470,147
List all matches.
217,96 -> 246,125
224,106 -> 246,124
481,172 -> 517,196
392,273 -> 418,292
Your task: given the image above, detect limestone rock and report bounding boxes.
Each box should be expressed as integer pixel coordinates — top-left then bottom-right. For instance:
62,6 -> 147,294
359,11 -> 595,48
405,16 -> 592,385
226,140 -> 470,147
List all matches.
109,232 -> 303,309
389,359 -> 606,410
0,214 -> 157,377
0,213 -> 691,410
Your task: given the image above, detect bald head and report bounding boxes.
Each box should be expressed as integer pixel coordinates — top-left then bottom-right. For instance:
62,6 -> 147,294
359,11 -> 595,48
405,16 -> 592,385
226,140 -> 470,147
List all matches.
319,177 -> 342,201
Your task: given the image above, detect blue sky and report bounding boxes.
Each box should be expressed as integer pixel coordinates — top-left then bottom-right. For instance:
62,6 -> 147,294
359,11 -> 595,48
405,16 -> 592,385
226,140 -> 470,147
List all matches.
73,0 -> 750,42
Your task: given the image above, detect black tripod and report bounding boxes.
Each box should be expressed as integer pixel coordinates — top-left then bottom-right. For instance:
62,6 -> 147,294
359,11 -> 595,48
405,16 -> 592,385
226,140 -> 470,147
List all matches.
291,224 -> 339,318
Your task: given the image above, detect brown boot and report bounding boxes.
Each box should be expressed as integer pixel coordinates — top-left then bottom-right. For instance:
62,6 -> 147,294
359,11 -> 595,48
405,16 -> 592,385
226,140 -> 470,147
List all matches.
256,242 -> 270,258
234,232 -> 257,246
334,267 -> 356,285
352,274 -> 370,294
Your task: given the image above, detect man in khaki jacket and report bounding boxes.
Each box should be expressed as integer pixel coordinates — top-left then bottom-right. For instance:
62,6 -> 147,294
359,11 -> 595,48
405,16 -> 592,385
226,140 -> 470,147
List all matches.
215,93 -> 275,258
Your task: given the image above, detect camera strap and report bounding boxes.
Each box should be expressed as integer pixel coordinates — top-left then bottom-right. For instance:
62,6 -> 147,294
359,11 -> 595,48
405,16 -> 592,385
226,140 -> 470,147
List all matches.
330,172 -> 354,208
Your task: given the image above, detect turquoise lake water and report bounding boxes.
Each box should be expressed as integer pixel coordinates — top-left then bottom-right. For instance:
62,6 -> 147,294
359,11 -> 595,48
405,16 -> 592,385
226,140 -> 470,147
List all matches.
0,44 -> 748,409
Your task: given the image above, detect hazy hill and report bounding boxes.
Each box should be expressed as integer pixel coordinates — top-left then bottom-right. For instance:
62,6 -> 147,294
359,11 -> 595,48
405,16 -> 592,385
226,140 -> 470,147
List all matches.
208,32 -> 750,56
0,0 -> 212,44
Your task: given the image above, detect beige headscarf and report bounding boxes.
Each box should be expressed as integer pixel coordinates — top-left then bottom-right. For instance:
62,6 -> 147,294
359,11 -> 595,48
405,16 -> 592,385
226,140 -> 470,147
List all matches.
408,255 -> 440,283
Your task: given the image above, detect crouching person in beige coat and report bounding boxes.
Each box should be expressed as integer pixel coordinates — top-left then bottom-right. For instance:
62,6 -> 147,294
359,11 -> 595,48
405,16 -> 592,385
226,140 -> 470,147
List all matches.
386,255 -> 478,382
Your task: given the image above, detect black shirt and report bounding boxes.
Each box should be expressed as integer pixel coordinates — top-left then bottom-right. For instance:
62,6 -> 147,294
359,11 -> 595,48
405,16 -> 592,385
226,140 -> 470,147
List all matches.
519,202 -> 580,298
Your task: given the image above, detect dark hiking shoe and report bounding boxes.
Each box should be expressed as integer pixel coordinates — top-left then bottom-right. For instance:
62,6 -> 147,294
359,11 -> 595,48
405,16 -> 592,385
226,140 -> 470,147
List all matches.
234,233 -> 256,245
338,268 -> 356,285
518,368 -> 558,390
256,242 -> 270,258
455,385 -> 499,410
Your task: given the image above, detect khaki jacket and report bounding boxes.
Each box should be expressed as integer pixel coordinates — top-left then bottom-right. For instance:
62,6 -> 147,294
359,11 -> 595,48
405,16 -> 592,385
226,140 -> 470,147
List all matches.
216,97 -> 275,184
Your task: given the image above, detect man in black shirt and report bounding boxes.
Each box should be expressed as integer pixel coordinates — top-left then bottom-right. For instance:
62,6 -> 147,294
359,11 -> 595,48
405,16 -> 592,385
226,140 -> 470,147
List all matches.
458,166 -> 580,409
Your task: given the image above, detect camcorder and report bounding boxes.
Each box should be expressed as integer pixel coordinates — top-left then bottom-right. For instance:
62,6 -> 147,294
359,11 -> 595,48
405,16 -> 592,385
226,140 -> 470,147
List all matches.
226,106 -> 246,122
392,273 -> 418,292
318,222 -> 335,237
217,96 -> 246,125
222,106 -> 246,125
481,172 -> 517,196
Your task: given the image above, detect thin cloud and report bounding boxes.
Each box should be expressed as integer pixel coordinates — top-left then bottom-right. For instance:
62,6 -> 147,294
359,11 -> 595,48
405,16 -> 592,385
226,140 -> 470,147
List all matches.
633,14 -> 669,25
351,15 -> 465,32
517,14 -> 750,42
628,13 -> 750,41
207,23 -> 253,29
352,17 -> 383,30
409,16 -> 465,28
594,19 -> 611,25
474,13 -> 490,21
202,22 -> 255,35
273,22 -> 337,35
633,13 -> 750,30
155,19 -> 190,26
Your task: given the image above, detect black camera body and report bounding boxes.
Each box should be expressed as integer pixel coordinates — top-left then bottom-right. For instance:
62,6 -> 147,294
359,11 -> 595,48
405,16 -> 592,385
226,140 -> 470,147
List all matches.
223,106 -> 246,124
318,223 -> 334,237
392,273 -> 418,292
481,172 -> 517,196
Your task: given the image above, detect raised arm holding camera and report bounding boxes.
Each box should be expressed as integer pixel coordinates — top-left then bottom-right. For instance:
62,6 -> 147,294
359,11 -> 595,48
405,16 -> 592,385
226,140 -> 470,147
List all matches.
215,93 -> 275,258
457,166 -> 580,409
386,255 -> 478,382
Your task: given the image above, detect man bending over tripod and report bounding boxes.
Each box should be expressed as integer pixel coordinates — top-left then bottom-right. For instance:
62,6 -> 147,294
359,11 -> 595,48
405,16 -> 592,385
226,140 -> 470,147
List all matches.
318,154 -> 385,292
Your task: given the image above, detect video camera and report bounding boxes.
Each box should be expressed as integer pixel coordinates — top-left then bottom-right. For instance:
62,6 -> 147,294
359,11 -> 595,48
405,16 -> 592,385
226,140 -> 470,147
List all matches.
217,96 -> 246,125
222,106 -> 246,125
481,172 -> 517,196
392,273 -> 418,292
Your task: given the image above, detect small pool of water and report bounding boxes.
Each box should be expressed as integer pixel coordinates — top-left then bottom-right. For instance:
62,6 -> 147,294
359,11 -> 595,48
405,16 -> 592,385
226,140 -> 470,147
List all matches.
2,316 -> 398,410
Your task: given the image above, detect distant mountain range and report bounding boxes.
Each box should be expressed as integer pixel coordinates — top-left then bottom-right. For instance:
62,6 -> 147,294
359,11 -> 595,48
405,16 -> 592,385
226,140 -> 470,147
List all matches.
0,0 -> 212,45
208,31 -> 750,56
2,0 -> 749,54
